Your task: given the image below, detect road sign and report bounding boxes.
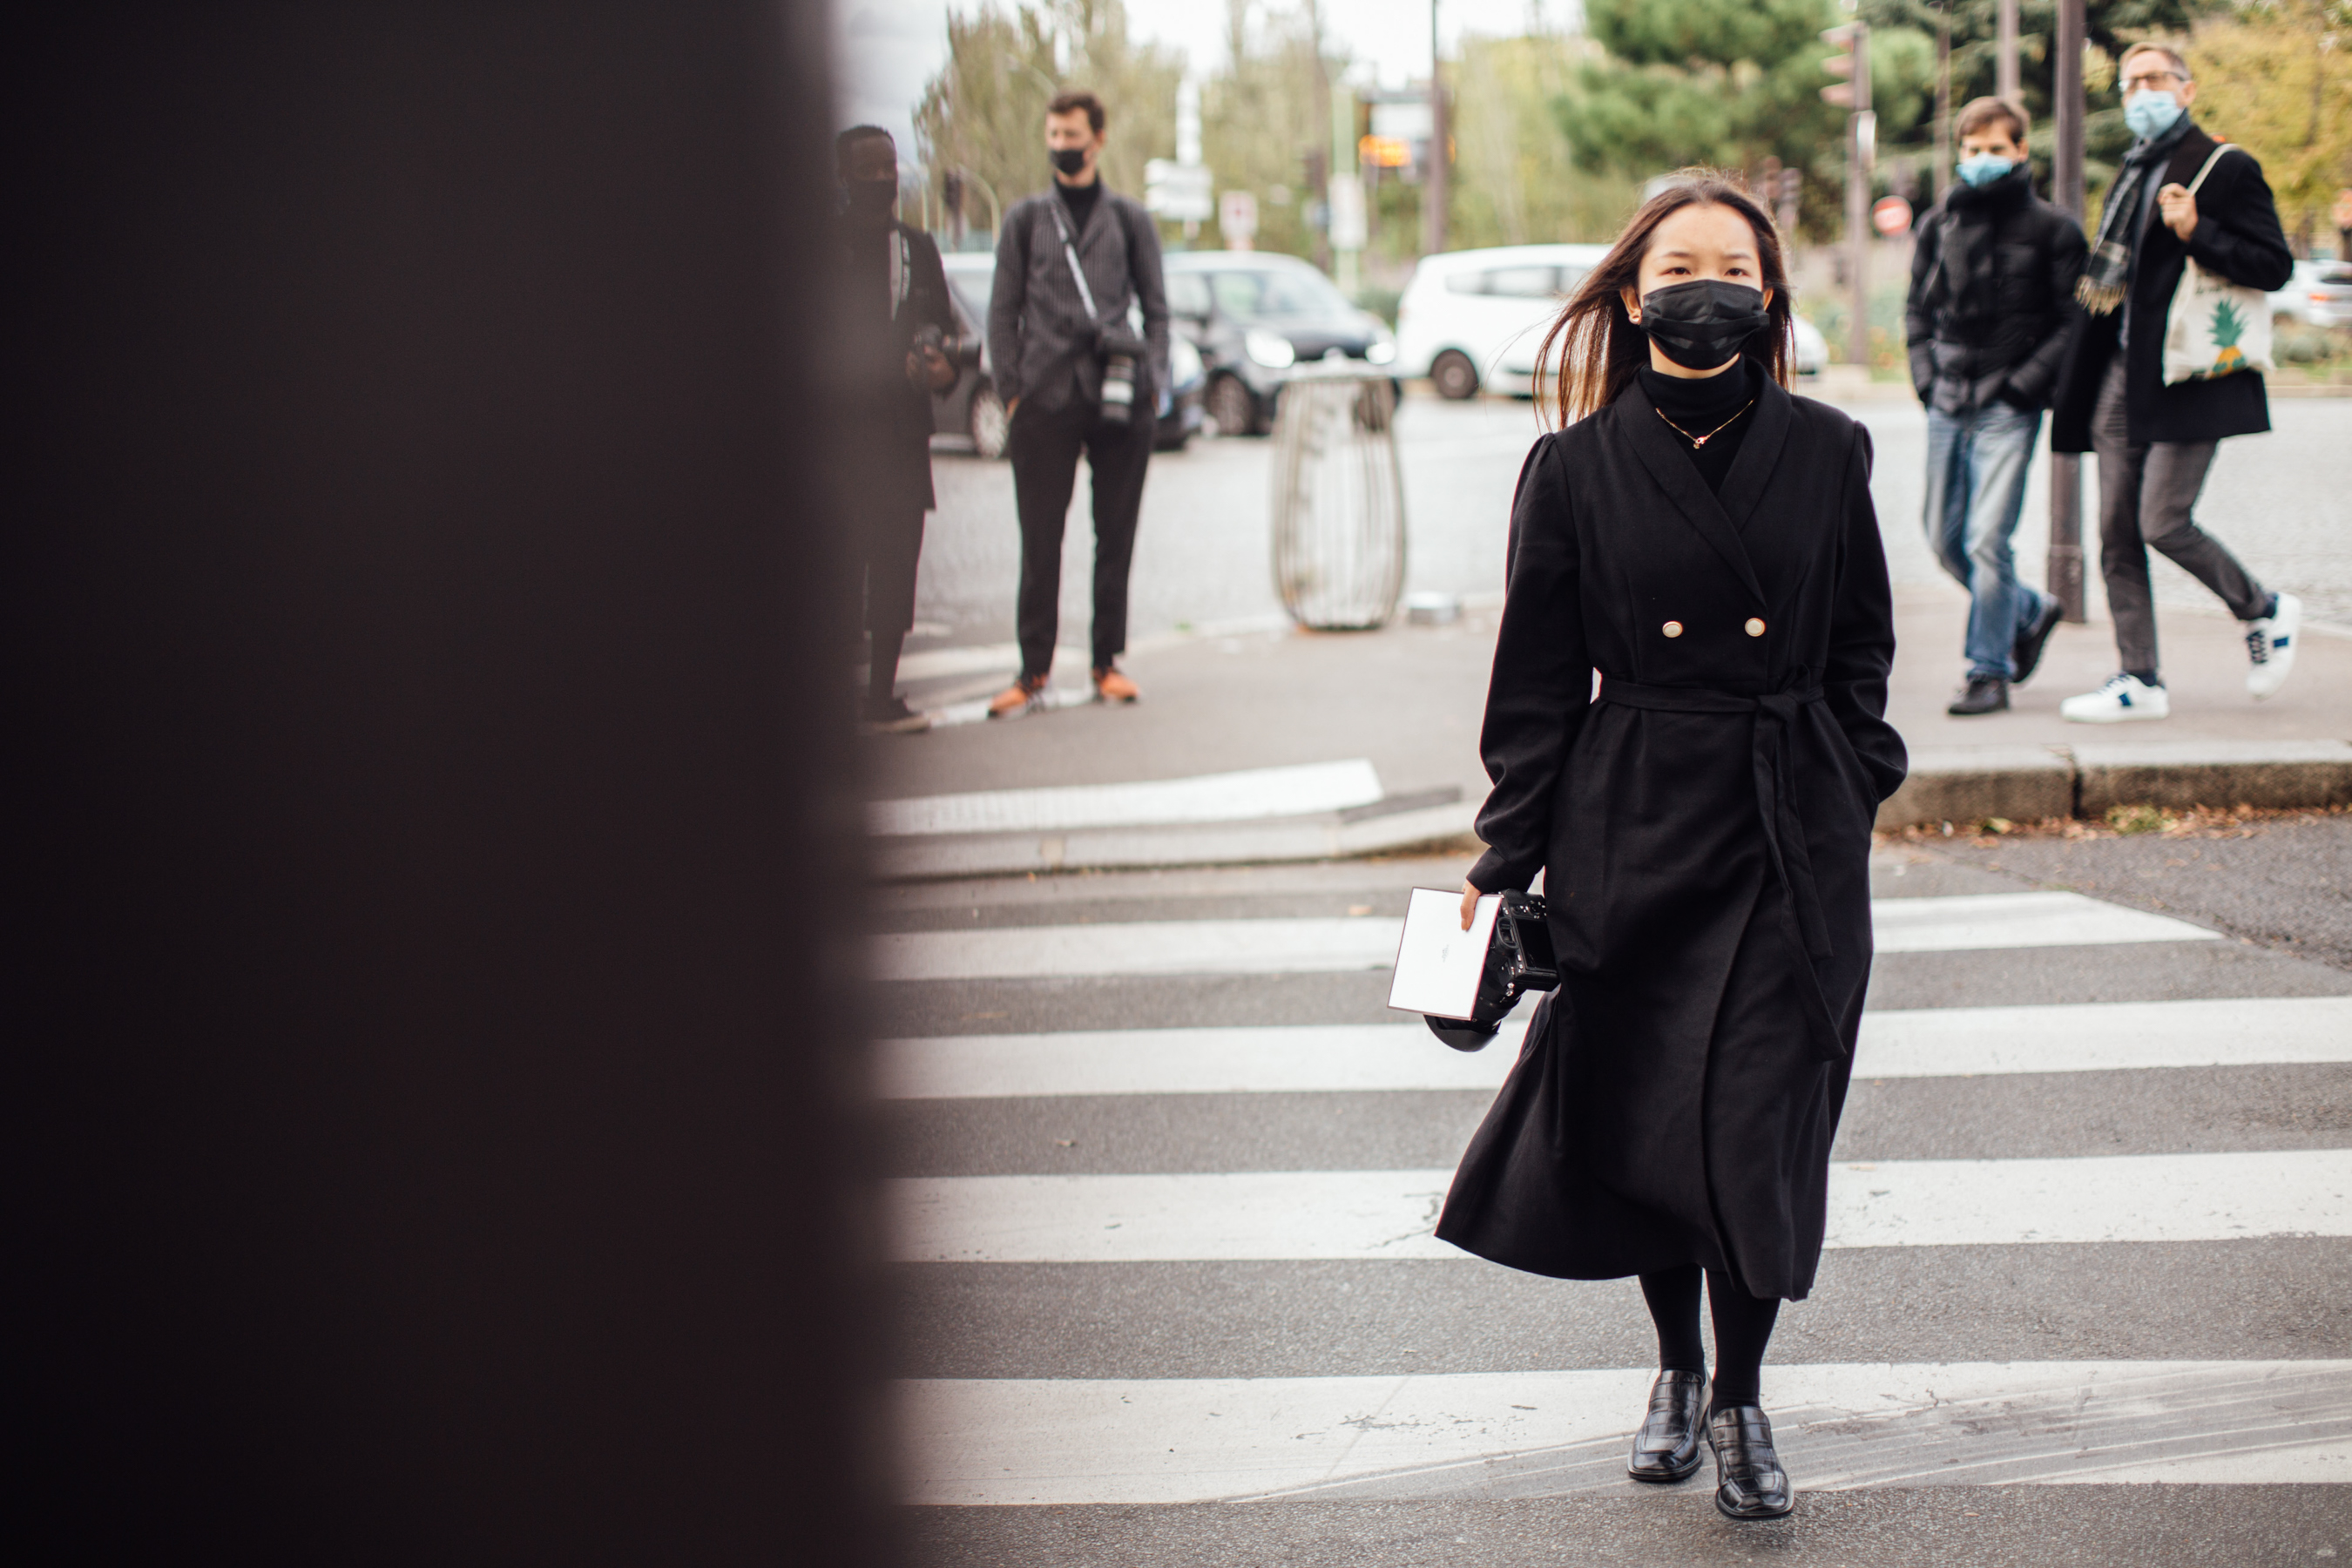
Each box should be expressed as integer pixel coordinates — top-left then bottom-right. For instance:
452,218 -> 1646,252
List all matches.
1146,159 -> 1212,223
1873,195 -> 1914,237
1220,190 -> 1258,248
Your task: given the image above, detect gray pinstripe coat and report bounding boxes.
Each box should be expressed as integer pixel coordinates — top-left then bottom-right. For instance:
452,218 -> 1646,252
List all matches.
988,185 -> 1168,415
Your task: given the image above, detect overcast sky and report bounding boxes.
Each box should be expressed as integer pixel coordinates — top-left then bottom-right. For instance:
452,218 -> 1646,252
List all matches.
834,0 -> 1575,158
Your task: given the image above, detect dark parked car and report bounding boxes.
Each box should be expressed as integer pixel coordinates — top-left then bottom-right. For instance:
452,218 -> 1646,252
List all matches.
935,252 -> 1204,457
1161,251 -> 1397,436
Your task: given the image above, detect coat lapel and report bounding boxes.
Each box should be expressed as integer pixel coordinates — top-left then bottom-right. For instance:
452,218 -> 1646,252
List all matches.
1615,377 -> 1766,605
1715,373 -> 1791,537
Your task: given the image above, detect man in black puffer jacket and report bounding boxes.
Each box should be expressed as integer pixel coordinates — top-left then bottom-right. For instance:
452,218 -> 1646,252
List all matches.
1907,96 -> 2087,716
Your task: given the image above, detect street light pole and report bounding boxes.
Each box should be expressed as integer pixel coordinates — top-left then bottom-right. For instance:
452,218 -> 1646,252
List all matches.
1848,24 -> 1873,370
1423,0 -> 1448,258
2048,0 -> 2087,621
1997,0 -> 2021,102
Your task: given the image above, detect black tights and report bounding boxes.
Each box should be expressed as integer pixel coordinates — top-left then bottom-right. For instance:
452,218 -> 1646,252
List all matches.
1639,1266 -> 1781,1408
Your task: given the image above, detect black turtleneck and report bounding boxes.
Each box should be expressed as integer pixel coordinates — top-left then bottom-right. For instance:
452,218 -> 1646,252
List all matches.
1638,355 -> 1761,493
1058,178 -> 1101,234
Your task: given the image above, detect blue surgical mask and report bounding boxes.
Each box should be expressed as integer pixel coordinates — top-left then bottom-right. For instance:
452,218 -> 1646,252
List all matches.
1957,152 -> 2020,189
2124,89 -> 2184,140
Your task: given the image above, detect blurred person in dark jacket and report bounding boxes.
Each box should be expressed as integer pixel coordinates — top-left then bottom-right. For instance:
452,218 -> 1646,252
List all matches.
1905,97 -> 2085,717
2049,44 -> 2300,723
983,91 -> 1168,717
838,125 -> 955,733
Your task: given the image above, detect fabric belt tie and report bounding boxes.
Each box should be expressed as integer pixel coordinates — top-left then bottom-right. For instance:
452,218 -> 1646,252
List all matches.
1598,676 -> 1835,962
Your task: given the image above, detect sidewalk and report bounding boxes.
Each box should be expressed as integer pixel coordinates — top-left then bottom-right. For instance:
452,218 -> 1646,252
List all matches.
862,587 -> 2352,879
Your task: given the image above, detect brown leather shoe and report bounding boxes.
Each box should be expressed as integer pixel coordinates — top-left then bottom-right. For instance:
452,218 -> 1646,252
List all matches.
1092,666 -> 1140,704
987,672 -> 1047,718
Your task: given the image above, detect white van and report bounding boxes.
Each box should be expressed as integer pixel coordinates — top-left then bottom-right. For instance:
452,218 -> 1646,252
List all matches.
1396,241 -> 1830,399
1395,244 -> 1608,399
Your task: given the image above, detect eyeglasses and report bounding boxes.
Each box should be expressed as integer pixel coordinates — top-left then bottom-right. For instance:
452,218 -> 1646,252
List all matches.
2120,69 -> 2184,92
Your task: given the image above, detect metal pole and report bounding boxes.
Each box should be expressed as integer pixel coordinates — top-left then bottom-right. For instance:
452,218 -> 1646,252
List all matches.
1997,0 -> 2021,102
1424,0 -> 1448,258
1848,23 -> 1872,369
1934,3 -> 1952,205
2048,0 -> 2087,621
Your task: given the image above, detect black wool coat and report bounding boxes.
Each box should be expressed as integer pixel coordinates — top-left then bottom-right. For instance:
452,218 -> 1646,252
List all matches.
1904,166 -> 2086,413
2051,124 -> 2295,451
1435,372 -> 1907,1302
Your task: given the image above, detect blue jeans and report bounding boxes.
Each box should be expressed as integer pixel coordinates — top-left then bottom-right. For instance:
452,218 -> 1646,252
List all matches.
1923,400 -> 2051,680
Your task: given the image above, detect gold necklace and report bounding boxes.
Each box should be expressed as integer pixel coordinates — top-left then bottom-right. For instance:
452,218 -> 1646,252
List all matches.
1655,398 -> 1754,449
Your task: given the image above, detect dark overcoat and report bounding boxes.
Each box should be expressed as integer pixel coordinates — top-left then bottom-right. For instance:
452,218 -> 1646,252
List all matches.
2050,124 -> 2294,452
1434,372 -> 1907,1302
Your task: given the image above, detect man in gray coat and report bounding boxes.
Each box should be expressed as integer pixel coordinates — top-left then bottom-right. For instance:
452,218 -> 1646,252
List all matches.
985,90 -> 1169,716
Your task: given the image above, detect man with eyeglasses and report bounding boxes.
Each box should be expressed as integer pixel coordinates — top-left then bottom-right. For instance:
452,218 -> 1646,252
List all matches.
2049,43 -> 2299,722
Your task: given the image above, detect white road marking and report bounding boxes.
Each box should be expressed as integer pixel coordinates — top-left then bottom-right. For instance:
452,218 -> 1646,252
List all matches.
875,997 -> 2352,1099
902,1361 -> 2352,1504
1868,890 -> 2218,952
874,894 -> 2218,982
868,760 -> 1384,836
889,1150 -> 2352,1262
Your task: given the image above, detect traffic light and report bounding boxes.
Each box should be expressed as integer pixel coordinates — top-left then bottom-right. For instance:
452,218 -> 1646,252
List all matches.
1821,22 -> 1869,112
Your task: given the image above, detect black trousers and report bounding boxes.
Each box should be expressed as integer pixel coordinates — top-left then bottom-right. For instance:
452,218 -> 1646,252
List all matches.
1007,396 -> 1152,679
860,501 -> 925,639
2091,355 -> 2270,675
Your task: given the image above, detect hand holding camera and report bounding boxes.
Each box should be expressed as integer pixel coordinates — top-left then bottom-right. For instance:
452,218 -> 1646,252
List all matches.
905,322 -> 956,393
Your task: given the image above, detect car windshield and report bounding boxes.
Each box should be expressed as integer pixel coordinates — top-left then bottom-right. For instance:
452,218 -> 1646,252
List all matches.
1200,266 -> 1355,322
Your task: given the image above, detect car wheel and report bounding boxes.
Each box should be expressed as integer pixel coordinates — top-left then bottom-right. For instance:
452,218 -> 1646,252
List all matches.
1206,374 -> 1258,437
968,384 -> 1009,459
1429,349 -> 1479,401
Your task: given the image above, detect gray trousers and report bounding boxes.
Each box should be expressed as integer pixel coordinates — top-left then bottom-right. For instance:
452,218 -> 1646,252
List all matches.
2092,356 -> 2271,675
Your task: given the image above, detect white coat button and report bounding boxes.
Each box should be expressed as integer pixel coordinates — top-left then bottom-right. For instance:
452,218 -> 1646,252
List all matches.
1744,617 -> 1767,638
1662,620 -> 1684,638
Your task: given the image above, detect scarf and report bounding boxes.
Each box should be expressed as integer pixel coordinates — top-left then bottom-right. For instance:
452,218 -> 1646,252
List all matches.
2078,117 -> 2192,314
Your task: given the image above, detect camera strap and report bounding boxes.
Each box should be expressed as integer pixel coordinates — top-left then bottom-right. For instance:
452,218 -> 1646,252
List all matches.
888,227 -> 910,321
1045,199 -> 1101,322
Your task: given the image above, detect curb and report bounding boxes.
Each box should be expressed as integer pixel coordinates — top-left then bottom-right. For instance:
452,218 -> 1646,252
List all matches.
1877,739 -> 2352,829
873,794 -> 1477,881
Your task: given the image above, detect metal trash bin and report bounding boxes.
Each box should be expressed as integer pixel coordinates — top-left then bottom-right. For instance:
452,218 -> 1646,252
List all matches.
1268,362 -> 1406,631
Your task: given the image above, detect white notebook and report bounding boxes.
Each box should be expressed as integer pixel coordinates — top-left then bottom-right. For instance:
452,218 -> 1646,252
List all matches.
1387,888 -> 1501,1019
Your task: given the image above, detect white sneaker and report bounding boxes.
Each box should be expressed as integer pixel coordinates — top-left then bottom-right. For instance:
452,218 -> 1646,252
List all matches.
2060,672 -> 2172,723
2246,592 -> 2301,700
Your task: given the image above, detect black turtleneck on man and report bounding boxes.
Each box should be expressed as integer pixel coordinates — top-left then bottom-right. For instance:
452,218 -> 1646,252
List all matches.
1057,178 -> 1101,235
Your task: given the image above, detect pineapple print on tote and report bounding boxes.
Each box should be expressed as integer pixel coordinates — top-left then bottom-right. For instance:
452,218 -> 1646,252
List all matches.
2204,296 -> 2247,375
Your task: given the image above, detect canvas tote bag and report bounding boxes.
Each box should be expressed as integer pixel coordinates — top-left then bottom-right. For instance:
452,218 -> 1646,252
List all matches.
2161,145 -> 2275,384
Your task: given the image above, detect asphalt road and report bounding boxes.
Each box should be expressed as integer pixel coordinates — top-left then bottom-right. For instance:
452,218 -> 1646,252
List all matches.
880,818 -> 2352,1564
909,389 -> 2352,666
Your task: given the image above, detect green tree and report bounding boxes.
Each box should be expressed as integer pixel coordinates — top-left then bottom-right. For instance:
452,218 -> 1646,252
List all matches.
913,1 -> 1183,242
1558,0 -> 1938,236
2188,2 -> 2352,251
1450,29 -> 1645,247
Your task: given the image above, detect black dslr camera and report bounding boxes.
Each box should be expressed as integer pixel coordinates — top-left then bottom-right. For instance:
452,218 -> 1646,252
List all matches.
1425,892 -> 1558,1052
1092,321 -> 1149,427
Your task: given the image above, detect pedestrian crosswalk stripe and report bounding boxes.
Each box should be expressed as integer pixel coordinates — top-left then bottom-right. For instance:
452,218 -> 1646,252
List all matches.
872,894 -> 2218,982
868,759 -> 1385,837
889,1150 -> 2352,1262
876,996 -> 2352,1099
901,1360 -> 2352,1504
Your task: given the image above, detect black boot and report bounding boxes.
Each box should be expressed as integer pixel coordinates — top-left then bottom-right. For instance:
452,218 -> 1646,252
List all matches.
1625,1369 -> 1707,1483
1706,1402 -> 1794,1519
1946,674 -> 2009,716
2012,597 -> 2065,685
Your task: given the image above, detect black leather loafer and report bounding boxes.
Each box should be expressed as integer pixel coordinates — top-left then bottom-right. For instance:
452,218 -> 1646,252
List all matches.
2013,596 -> 2065,685
1625,1369 -> 1707,1483
1947,675 -> 2009,715
1706,1402 -> 1794,1519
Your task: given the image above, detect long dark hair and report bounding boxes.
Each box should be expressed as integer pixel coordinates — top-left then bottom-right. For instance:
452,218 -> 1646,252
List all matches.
1534,172 -> 1794,427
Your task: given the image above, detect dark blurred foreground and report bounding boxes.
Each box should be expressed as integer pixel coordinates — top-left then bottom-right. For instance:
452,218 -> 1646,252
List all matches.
10,7 -> 891,1561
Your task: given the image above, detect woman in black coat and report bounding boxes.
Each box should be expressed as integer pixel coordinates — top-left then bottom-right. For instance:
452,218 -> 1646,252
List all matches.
1434,178 -> 1908,1521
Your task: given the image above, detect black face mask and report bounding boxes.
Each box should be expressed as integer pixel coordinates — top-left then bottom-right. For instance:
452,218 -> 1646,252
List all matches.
1637,279 -> 1770,370
1051,146 -> 1090,177
844,177 -> 897,224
